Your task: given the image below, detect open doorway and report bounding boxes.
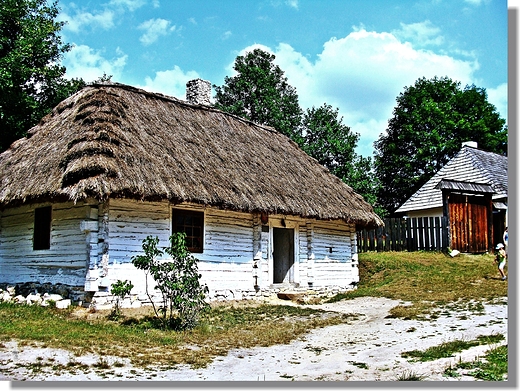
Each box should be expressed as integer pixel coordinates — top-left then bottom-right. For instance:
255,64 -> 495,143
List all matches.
273,227 -> 294,284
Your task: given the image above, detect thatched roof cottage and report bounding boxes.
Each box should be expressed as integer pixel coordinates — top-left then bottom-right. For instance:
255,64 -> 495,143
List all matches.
0,80 -> 382,304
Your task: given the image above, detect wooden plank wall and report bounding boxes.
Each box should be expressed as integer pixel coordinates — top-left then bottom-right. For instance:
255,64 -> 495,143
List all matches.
0,201 -> 94,286
0,198 -> 360,298
310,223 -> 357,288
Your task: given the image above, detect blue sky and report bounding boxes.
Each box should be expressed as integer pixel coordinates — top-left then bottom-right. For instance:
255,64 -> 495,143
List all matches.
57,0 -> 509,157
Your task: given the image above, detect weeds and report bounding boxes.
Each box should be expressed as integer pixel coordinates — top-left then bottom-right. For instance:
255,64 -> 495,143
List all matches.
396,370 -> 426,381
401,334 -> 504,362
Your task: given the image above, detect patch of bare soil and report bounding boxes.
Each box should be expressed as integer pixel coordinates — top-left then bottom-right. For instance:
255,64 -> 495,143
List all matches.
0,296 -> 508,382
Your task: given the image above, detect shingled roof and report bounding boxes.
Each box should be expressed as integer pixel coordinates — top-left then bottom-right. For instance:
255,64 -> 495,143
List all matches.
0,83 -> 382,228
396,145 -> 508,214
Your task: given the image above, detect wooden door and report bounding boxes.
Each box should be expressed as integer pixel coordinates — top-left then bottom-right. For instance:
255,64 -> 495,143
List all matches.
273,228 -> 294,284
449,194 -> 490,253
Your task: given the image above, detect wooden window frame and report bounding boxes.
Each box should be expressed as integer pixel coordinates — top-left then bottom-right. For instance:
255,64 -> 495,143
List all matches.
33,206 -> 52,250
172,209 -> 204,253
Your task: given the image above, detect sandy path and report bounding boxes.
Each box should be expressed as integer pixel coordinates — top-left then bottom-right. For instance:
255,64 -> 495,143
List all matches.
0,296 -> 508,382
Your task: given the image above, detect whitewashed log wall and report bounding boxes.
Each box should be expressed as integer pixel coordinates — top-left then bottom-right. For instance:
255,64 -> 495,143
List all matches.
0,198 -> 360,301
0,201 -> 96,287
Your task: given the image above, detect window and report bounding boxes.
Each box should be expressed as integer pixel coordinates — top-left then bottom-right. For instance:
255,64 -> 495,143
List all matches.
172,209 -> 204,253
33,206 -> 52,250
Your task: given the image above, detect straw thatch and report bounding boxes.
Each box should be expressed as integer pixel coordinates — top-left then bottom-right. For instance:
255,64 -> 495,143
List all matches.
0,83 -> 382,227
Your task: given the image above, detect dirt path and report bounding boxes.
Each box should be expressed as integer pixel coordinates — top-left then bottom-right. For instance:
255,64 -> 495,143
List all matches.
0,296 -> 508,382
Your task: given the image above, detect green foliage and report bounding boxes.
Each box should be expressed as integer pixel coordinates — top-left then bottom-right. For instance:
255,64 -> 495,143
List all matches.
131,233 -> 209,330
214,49 -> 383,214
0,0 -> 86,152
374,76 -> 507,215
109,279 -> 134,320
300,104 -> 359,178
213,48 -> 303,142
300,104 -> 381,208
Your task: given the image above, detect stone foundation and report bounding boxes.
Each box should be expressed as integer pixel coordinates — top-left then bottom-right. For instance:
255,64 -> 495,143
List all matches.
0,282 -> 356,310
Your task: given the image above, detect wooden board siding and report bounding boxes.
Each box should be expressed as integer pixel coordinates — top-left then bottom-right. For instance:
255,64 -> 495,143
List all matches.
0,201 -> 94,286
108,199 -> 171,264
0,197 -> 360,299
198,209 -> 256,295
105,201 -> 257,296
449,194 -> 491,253
310,223 -> 357,288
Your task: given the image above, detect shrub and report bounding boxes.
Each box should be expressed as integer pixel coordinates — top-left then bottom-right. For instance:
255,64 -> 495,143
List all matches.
109,279 -> 134,320
132,233 -> 209,330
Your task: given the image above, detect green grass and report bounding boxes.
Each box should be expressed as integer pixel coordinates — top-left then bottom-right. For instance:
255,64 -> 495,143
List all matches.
328,251 -> 507,319
0,301 -> 352,368
401,334 -> 505,361
443,344 -> 508,381
0,250 -> 508,378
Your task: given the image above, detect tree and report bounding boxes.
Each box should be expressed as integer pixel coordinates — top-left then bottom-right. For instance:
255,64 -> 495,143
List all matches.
300,104 -> 380,209
0,0 -> 85,152
213,48 -> 303,142
132,233 -> 209,331
374,76 -> 507,215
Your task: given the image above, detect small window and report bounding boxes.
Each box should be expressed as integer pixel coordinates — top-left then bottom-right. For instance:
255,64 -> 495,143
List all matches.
172,209 -> 204,253
33,206 -> 52,250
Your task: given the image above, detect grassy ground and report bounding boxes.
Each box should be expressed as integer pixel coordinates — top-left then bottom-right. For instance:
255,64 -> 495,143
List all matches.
331,251 -> 508,319
0,251 -> 508,376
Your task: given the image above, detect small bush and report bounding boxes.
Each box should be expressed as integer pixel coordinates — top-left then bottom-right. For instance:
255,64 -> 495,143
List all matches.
132,233 -> 209,330
109,279 -> 134,320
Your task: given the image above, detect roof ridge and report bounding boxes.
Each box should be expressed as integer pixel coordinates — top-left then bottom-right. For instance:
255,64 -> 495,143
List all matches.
87,82 -> 281,135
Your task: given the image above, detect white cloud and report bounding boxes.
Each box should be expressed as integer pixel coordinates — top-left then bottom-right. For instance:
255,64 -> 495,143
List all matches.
138,18 -> 176,45
392,21 -> 444,47
140,66 -> 201,99
62,45 -> 128,82
60,8 -> 115,33
234,28 -> 480,157
222,31 -> 232,40
486,82 -> 508,123
286,0 -> 299,9
108,0 -> 147,11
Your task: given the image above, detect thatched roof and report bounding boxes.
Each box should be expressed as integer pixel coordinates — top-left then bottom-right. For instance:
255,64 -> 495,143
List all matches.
0,83 -> 382,227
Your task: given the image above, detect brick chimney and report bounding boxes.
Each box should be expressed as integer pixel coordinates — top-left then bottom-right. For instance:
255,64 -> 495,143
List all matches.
186,79 -> 211,106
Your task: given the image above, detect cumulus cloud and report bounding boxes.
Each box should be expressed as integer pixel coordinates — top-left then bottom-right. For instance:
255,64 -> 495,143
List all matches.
234,27 -> 480,156
140,66 -> 201,99
62,45 -> 128,82
138,18 -> 176,45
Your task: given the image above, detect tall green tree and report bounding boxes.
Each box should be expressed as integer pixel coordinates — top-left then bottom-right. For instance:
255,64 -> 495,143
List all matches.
0,0 -> 85,152
213,48 -> 303,142
374,76 -> 507,215
300,103 -> 380,209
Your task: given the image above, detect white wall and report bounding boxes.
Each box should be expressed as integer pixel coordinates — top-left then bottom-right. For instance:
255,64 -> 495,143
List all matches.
0,201 -> 95,287
405,207 -> 443,219
1,198 -> 360,301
